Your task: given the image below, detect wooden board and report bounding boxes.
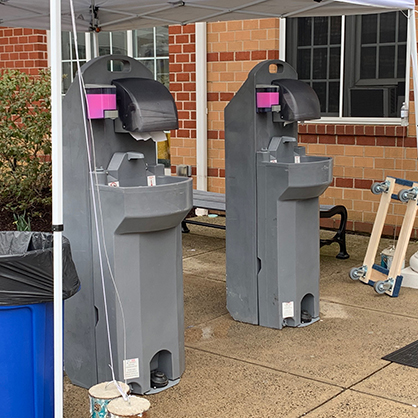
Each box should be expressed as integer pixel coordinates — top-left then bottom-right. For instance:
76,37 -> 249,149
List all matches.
370,265 -> 389,283
360,177 -> 396,284
385,184 -> 418,296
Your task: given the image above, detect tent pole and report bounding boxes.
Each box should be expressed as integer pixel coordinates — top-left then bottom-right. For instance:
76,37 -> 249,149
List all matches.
405,13 -> 411,107
338,15 -> 346,118
50,0 -> 64,415
409,9 -> 418,152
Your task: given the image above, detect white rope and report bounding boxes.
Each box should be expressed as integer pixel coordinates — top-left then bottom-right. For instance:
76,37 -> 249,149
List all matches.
88,118 -> 129,373
106,369 -> 130,401
69,0 -> 128,385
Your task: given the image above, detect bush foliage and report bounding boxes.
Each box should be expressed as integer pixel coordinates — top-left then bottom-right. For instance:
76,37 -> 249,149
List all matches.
0,69 -> 52,218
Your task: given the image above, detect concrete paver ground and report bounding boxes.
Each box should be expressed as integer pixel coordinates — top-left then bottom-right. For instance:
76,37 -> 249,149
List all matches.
63,220 -> 418,417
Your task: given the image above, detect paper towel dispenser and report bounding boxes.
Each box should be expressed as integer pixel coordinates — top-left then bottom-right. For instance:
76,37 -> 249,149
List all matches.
272,79 -> 320,122
112,78 -> 178,132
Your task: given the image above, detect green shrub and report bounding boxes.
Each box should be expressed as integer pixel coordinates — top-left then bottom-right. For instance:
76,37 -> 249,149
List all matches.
0,69 -> 52,218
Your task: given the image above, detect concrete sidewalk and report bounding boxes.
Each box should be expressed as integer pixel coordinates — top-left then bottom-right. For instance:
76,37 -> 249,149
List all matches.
64,222 -> 418,417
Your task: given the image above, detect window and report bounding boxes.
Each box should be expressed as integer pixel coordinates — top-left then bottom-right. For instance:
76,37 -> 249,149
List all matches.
131,27 -> 169,87
286,11 -> 408,119
61,27 -> 169,92
62,31 -> 87,93
97,31 -> 128,56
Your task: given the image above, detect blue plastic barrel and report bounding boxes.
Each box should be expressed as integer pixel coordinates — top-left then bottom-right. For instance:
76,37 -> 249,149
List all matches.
0,302 -> 54,418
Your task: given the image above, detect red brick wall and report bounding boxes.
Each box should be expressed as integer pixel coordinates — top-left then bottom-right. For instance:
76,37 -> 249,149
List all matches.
3,21 -> 416,235
169,24 -> 197,176
205,19 -> 280,192
299,124 -> 418,236
0,27 -> 48,74
168,17 -> 418,235
169,19 -> 281,192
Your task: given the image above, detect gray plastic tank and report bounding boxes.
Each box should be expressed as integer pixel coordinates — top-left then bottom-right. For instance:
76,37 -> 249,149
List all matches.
62,55 -> 192,394
225,60 -> 332,329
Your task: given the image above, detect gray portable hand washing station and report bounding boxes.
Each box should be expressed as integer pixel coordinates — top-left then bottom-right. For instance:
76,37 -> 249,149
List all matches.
225,60 -> 333,329
62,55 -> 192,394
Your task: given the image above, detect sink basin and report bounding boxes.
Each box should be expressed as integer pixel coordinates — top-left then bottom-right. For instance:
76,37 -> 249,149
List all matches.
258,155 -> 333,200
97,176 -> 193,233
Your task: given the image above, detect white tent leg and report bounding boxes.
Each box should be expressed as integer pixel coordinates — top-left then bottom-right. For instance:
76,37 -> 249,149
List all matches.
50,0 -> 63,416
401,9 -> 418,288
409,9 -> 418,145
338,15 -> 346,118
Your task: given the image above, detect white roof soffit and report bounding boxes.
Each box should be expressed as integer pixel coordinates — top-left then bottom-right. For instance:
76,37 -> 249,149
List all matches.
0,0 -> 414,31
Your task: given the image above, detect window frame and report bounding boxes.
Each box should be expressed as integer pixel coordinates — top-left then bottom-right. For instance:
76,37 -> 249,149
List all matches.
61,28 -> 169,93
131,27 -> 170,87
285,12 -> 409,125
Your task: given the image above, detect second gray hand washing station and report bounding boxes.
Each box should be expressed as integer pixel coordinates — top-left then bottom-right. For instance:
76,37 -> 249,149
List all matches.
225,60 -> 333,329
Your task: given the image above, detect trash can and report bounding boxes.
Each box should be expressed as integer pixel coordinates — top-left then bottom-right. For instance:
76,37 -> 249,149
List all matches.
0,231 -> 80,418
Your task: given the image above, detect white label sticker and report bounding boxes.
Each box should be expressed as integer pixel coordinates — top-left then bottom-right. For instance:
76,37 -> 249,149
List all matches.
123,358 -> 140,380
294,155 -> 301,164
108,181 -> 120,187
282,301 -> 294,319
147,175 -> 156,186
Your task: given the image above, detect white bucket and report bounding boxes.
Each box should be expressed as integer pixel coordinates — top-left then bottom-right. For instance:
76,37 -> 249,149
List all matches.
380,245 -> 405,270
89,381 -> 130,418
107,395 -> 151,418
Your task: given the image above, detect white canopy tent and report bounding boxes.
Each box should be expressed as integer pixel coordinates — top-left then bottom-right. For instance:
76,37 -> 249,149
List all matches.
0,0 -> 416,417
1,0 -> 415,31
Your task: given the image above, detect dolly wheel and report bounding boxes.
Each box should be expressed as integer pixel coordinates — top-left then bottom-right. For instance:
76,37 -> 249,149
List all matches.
371,182 -> 386,195
374,280 -> 387,294
398,189 -> 412,203
349,267 -> 363,280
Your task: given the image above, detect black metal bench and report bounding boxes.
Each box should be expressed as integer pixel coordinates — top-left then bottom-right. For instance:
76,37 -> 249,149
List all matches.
182,190 -> 349,259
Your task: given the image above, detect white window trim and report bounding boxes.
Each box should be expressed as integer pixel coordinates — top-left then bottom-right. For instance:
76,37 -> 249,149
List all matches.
287,12 -> 410,124
306,116 -> 402,125
132,27 -> 169,81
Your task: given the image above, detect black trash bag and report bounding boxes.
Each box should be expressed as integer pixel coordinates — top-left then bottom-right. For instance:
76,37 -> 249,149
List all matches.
0,231 -> 80,305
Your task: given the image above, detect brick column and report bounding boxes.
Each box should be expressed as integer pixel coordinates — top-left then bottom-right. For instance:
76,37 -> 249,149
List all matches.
206,18 -> 280,193
169,24 -> 197,182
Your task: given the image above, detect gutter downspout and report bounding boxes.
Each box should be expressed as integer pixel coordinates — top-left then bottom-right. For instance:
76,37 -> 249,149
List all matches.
279,18 -> 286,60
195,22 -> 208,194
